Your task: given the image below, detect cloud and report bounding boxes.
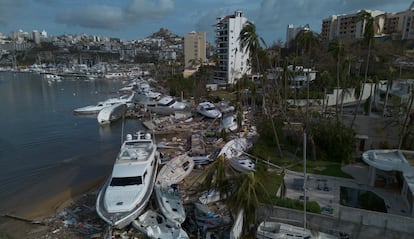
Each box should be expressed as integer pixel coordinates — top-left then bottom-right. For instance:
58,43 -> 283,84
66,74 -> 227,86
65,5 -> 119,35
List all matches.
55,0 -> 174,30
56,5 -> 125,29
0,0 -> 23,25
126,0 -> 174,21
194,8 -> 252,43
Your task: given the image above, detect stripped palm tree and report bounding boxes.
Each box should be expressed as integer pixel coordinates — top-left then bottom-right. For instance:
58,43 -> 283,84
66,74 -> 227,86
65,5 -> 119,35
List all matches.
351,10 -> 378,128
328,39 -> 346,124
239,21 -> 283,157
295,28 -> 320,161
226,171 -> 269,235
383,66 -> 396,117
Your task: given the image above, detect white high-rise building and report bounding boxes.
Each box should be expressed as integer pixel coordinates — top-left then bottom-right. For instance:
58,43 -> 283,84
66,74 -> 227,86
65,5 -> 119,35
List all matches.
286,24 -> 310,48
215,10 -> 250,85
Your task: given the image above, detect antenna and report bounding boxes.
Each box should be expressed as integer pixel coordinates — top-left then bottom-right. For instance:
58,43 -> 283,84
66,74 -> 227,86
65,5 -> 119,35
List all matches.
121,114 -> 125,144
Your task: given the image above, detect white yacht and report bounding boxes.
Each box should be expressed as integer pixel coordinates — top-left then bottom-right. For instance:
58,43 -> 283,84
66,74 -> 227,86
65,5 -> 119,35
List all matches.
73,92 -> 135,115
96,132 -> 160,229
97,103 -> 127,125
140,95 -> 189,115
197,102 -> 222,119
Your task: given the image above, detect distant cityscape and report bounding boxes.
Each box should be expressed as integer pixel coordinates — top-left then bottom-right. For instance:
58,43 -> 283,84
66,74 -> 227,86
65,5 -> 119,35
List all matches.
0,2 -> 413,86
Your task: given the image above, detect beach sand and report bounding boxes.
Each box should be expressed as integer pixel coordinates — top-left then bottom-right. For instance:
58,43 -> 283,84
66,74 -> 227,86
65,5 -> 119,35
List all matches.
0,149 -> 116,238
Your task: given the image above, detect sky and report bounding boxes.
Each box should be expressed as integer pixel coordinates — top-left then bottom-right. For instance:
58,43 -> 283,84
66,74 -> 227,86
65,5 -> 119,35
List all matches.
0,0 -> 411,45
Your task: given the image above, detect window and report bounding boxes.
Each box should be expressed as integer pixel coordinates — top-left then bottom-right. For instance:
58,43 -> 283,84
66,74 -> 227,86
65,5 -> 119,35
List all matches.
110,176 -> 142,186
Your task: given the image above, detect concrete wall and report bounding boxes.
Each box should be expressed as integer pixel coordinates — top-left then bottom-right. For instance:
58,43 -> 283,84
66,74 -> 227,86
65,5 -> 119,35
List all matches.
257,205 -> 414,239
287,83 -> 374,107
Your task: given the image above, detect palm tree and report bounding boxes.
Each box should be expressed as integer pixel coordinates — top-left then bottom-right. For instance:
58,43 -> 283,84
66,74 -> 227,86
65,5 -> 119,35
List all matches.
226,171 -> 269,235
383,66 -> 396,117
296,29 -> 320,161
351,10 -> 377,128
328,39 -> 346,124
280,57 -> 294,118
239,21 -> 283,157
195,154 -> 270,236
239,21 -> 266,74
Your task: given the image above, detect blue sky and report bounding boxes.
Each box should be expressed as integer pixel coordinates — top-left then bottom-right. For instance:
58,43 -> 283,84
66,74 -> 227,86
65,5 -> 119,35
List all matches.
0,0 -> 411,45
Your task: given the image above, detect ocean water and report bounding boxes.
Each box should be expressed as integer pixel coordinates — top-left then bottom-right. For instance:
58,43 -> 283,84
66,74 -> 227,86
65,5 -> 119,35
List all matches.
0,72 -> 144,207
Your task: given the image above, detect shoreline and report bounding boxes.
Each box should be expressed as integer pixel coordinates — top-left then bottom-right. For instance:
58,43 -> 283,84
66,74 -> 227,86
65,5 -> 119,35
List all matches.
7,176 -> 105,221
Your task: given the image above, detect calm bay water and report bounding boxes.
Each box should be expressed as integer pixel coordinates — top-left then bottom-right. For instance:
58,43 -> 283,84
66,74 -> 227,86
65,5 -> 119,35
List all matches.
0,72 -> 143,205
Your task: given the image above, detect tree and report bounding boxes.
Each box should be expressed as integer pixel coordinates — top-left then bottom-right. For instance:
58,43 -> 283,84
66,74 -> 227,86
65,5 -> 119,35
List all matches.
328,39 -> 346,124
296,29 -> 320,161
195,154 -> 269,236
239,21 -> 283,157
351,10 -> 377,128
239,21 -> 266,74
383,66 -> 396,117
227,171 -> 269,235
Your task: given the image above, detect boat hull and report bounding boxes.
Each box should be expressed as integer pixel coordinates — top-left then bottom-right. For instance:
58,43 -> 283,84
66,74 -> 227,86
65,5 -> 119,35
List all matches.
154,185 -> 186,224
96,156 -> 159,228
132,210 -> 189,239
96,132 -> 160,229
97,103 -> 127,125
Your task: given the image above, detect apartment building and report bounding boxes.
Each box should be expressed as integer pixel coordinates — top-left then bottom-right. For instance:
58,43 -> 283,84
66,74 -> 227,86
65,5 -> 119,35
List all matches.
322,2 -> 414,41
321,10 -> 385,42
183,31 -> 206,68
215,10 -> 250,85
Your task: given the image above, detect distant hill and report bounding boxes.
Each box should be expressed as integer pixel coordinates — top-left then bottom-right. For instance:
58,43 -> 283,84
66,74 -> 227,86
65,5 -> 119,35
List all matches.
148,28 -> 181,40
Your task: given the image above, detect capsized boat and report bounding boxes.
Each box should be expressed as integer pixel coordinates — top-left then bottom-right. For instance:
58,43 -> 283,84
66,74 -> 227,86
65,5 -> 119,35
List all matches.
97,103 -> 127,125
219,137 -> 255,172
194,201 -> 232,229
73,92 -> 135,115
154,154 -> 193,224
156,153 -> 194,187
218,137 -> 248,159
154,185 -> 186,224
228,155 -> 255,173
131,209 -> 189,239
197,101 -> 222,119
221,114 -> 238,132
96,132 -> 159,229
256,221 -> 338,239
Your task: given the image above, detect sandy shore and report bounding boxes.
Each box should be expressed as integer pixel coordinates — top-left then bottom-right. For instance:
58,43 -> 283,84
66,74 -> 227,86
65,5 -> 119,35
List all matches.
0,146 -> 118,238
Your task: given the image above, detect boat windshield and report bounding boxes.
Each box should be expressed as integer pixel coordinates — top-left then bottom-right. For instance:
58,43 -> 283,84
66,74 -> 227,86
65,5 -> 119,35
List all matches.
110,176 -> 142,186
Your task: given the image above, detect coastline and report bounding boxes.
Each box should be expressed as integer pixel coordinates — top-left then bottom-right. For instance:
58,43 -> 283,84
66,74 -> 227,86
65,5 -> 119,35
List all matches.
0,148 -> 117,221
5,176 -> 105,221
0,176 -> 105,239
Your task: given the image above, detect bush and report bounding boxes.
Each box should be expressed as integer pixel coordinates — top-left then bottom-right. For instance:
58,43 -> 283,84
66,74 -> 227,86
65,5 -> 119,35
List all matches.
273,198 -> 320,213
311,121 -> 355,163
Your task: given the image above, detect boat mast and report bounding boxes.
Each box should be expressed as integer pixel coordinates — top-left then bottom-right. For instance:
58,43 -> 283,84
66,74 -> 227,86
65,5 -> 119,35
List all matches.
303,131 -> 307,230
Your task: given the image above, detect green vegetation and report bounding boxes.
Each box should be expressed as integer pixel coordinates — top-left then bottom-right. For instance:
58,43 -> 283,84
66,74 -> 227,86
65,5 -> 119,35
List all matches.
178,19 -> 414,238
0,233 -> 13,239
273,198 -> 321,213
